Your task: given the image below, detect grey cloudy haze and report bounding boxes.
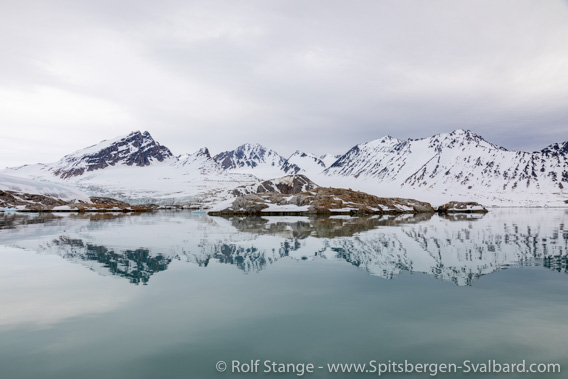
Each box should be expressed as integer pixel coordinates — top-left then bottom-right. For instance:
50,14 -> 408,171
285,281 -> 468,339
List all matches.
1,0 -> 568,167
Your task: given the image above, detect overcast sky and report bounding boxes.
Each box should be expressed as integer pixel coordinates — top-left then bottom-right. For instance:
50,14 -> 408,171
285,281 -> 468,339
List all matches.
1,0 -> 568,167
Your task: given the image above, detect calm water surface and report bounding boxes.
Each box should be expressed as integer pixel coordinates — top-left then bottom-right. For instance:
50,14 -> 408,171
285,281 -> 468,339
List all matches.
0,209 -> 567,378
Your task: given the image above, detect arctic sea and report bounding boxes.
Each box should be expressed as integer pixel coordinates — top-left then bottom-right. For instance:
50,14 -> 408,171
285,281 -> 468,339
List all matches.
0,209 -> 566,378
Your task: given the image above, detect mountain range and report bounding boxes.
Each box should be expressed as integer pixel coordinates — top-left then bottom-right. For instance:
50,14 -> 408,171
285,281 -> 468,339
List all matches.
2,129 -> 568,206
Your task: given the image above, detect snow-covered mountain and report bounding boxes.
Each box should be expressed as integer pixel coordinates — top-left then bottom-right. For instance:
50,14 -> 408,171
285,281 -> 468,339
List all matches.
213,143 -> 301,179
50,131 -> 173,179
7,131 -> 172,178
323,129 -> 568,206
3,128 -> 568,206
172,147 -> 221,175
285,151 -> 327,177
541,141 -> 568,156
319,153 -> 341,167
3,132 -> 256,203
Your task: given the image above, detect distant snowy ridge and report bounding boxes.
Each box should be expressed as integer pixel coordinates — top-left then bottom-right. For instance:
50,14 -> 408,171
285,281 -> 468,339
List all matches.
319,153 -> 341,168
285,151 -> 327,177
213,143 -> 301,179
173,147 -> 222,175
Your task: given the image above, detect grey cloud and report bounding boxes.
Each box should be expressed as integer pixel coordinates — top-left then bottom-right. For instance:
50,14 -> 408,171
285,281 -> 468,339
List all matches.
1,0 -> 567,167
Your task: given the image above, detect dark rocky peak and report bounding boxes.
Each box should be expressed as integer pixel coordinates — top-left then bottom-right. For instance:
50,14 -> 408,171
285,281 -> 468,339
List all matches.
541,141 -> 568,156
213,143 -> 283,169
53,130 -> 173,178
196,147 -> 211,158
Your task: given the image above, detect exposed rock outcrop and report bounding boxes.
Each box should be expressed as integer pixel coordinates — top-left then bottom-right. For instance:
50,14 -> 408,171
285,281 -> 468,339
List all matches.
1,190 -> 68,210
232,175 -> 318,196
1,191 -> 154,212
541,141 -> 568,156
209,187 -> 435,216
89,197 -> 131,207
437,201 -> 488,213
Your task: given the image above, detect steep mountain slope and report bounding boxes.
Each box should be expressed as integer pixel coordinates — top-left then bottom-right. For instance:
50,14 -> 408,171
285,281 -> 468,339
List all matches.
213,143 -> 301,179
323,129 -> 568,205
319,153 -> 341,167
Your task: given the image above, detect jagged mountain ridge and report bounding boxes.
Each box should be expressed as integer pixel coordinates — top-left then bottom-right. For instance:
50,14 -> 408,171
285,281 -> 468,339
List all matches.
324,129 -> 568,197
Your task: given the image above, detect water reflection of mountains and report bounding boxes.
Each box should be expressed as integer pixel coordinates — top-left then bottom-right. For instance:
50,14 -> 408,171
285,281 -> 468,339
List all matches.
52,236 -> 170,285
1,211 -> 567,286
230,213 -> 436,239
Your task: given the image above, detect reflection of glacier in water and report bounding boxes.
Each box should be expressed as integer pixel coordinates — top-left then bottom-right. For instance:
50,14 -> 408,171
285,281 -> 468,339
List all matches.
1,209 -> 567,286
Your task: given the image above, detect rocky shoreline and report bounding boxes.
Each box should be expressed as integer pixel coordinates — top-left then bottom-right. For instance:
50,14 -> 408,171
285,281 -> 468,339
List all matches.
436,201 -> 489,213
2,182 -> 488,216
1,190 -> 158,212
